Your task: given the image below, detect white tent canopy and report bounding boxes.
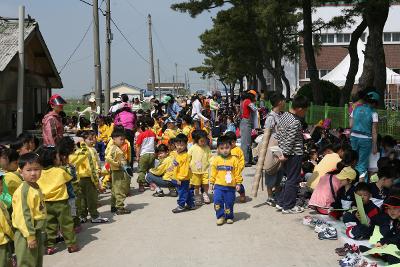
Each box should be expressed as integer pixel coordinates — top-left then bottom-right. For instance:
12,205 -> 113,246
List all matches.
321,41 -> 400,86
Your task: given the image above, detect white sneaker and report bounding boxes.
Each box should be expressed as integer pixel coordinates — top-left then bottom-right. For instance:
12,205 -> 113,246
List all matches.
275,204 -> 283,211
91,217 -> 109,223
314,223 -> 332,233
281,206 -> 304,214
202,192 -> 211,204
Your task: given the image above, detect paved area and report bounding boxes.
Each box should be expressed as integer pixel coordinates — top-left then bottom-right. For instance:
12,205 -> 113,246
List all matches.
44,166 -> 340,267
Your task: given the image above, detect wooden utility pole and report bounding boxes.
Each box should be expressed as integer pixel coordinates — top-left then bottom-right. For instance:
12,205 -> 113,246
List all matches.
157,59 -> 161,101
93,0 -> 102,113
148,14 -> 156,97
104,0 -> 111,112
17,5 -> 25,136
172,75 -> 175,96
175,63 -> 178,96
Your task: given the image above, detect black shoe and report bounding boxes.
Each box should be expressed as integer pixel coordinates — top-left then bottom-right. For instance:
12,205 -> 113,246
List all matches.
185,205 -> 196,210
116,208 -> 131,215
168,188 -> 178,197
245,163 -> 252,167
172,206 -> 186,213
55,235 -> 65,243
152,191 -> 165,197
111,206 -> 117,213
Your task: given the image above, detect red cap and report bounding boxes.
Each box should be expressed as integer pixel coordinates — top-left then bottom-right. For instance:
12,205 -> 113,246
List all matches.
49,94 -> 67,106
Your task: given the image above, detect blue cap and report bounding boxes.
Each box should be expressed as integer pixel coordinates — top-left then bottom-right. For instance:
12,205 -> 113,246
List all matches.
367,91 -> 380,101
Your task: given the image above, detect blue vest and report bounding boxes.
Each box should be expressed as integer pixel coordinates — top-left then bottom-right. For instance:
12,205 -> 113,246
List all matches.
352,104 -> 374,137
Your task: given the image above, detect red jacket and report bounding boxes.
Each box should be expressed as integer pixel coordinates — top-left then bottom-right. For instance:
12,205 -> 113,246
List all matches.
42,111 -> 64,146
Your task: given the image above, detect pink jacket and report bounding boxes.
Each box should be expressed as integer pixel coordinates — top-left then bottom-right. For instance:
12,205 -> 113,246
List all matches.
309,173 -> 341,209
114,110 -> 135,130
42,111 -> 64,146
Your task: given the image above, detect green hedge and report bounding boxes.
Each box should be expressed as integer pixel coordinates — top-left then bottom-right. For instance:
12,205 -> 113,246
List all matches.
297,80 -> 341,107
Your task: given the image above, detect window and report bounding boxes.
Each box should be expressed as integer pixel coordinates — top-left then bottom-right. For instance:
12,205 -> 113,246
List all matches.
305,70 -> 310,79
393,32 -> 400,42
320,34 -> 327,43
327,34 -> 335,43
337,33 -> 350,43
319,69 -> 330,77
112,92 -> 119,98
384,33 -> 392,42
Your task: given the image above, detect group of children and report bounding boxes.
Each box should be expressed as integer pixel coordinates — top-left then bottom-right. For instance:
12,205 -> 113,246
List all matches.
0,110 -> 249,266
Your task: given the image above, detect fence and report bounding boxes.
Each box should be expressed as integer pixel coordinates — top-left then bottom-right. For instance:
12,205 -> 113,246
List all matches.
293,103 -> 400,139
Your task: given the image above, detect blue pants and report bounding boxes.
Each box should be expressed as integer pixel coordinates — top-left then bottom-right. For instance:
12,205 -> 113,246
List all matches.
214,185 -> 235,219
237,184 -> 245,195
277,155 -> 302,210
96,141 -> 106,162
350,136 -> 372,181
171,180 -> 194,208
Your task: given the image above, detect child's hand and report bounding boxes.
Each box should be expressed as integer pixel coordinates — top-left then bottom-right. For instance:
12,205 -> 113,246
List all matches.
27,239 -> 37,249
235,184 -> 241,192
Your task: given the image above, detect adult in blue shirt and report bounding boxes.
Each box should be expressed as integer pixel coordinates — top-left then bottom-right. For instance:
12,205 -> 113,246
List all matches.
350,90 -> 379,182
163,94 -> 182,120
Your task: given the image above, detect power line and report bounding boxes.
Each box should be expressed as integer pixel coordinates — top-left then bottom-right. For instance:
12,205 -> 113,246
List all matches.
123,0 -> 146,18
110,17 -> 150,64
152,25 -> 175,66
58,20 -> 93,74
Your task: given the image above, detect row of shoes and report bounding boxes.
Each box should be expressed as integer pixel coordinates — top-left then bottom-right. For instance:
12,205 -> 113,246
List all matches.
303,216 -> 338,240
336,243 -> 378,267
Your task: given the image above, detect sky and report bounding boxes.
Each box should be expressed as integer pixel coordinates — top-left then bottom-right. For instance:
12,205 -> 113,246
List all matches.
1,0 -> 217,98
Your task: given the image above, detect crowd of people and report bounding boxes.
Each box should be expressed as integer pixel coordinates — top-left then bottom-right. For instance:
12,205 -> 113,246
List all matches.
0,87 -> 399,267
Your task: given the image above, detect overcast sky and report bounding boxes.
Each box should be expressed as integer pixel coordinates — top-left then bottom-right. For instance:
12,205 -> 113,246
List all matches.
1,0 -> 216,97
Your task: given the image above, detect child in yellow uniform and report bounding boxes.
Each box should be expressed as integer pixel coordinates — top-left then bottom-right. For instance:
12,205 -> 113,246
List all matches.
188,130 -> 211,205
106,127 -> 131,215
210,135 -> 242,226
2,148 -> 22,197
12,153 -> 46,267
181,115 -> 194,143
70,131 -> 109,223
225,131 -> 246,203
0,174 -> 13,267
36,146 -> 79,255
145,144 -> 177,197
96,116 -> 111,161
171,134 -> 195,213
161,118 -> 177,145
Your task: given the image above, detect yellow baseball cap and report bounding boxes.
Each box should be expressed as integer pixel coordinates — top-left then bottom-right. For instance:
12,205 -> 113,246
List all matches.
336,167 -> 356,181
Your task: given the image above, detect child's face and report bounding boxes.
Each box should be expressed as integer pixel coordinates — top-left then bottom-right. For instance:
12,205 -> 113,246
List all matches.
168,143 -> 176,151
20,162 -> 42,183
356,190 -> 371,204
113,136 -> 126,147
175,141 -> 187,153
8,160 -> 18,172
198,137 -> 207,147
167,122 -> 175,129
0,156 -> 9,170
382,178 -> 394,189
19,144 -> 31,155
158,151 -> 168,160
386,206 -> 400,220
85,135 -> 96,147
217,143 -> 231,157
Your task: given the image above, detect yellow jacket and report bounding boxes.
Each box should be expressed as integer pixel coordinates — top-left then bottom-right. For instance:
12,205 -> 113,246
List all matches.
210,155 -> 242,187
173,152 -> 191,181
149,156 -> 174,181
4,171 -> 23,196
69,143 -> 100,183
97,124 -> 111,143
230,146 -> 245,175
37,167 -> 72,202
0,201 -> 13,245
12,182 -> 46,242
107,139 -> 131,163
105,143 -> 127,171
188,144 -> 210,174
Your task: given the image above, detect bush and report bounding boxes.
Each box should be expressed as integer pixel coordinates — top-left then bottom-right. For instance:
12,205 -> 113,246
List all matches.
297,80 -> 341,107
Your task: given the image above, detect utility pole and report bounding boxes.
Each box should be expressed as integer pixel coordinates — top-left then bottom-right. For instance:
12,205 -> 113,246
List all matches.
17,5 -> 25,136
157,59 -> 161,101
148,14 -> 156,97
172,75 -> 175,96
104,0 -> 111,112
175,63 -> 178,96
93,0 -> 103,113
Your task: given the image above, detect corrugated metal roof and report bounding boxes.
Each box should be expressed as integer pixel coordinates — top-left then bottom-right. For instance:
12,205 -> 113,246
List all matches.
0,20 -> 36,71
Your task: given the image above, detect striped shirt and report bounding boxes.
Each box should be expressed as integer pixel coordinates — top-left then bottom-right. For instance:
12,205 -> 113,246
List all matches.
277,112 -> 303,156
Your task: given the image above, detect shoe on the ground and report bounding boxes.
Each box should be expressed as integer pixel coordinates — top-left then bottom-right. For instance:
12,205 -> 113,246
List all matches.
338,252 -> 361,267
46,247 -> 57,255
67,244 -> 80,253
226,219 -> 234,224
216,217 -> 225,226
79,217 -> 88,224
266,198 -> 276,207
55,235 -> 64,243
357,260 -> 369,267
172,206 -> 186,213
239,193 -> 246,203
138,184 -> 145,192
116,208 -> 131,215
202,192 -> 211,204
168,188 -> 178,197
318,227 -> 338,240
91,216 -> 109,223
275,204 -> 283,211
302,216 -> 324,228
111,206 -> 117,213
194,195 -> 203,206
281,206 -> 304,214
314,222 -> 333,233
185,205 -> 196,210
152,191 -> 165,197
